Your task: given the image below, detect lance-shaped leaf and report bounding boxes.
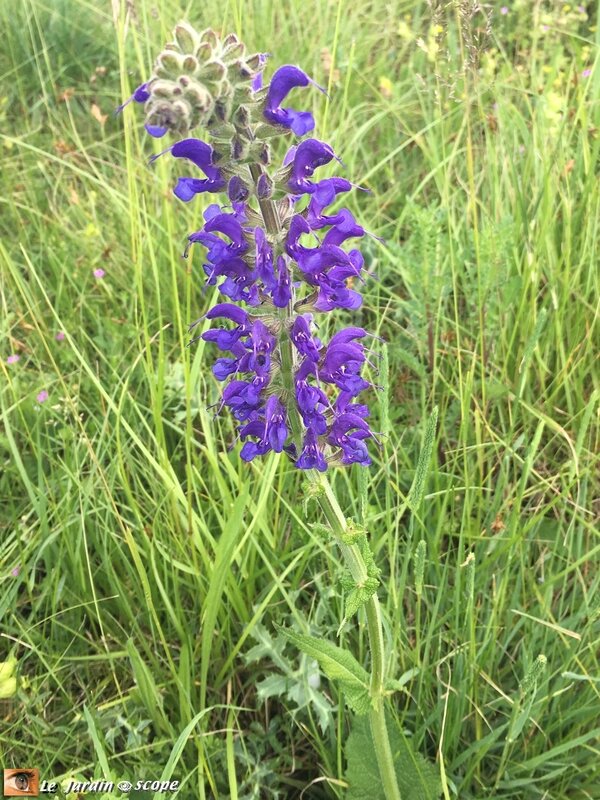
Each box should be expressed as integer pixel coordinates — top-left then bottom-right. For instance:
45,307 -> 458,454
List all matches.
277,626 -> 371,714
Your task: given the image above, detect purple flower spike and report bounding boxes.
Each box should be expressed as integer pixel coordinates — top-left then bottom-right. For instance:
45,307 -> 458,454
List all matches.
118,33 -> 377,470
264,65 -> 318,135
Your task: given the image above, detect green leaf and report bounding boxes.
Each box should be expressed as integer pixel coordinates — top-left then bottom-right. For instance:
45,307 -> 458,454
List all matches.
256,674 -> 290,701
507,691 -> 536,742
339,535 -> 381,626
277,626 -> 371,715
344,576 -> 380,620
407,407 -> 439,512
345,713 -> 441,800
385,668 -> 420,695
341,518 -> 367,545
311,522 -> 332,540
200,490 -> 249,709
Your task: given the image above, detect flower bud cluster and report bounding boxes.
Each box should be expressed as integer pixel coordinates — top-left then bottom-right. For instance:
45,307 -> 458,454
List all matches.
118,23 -> 266,137
119,23 -> 378,470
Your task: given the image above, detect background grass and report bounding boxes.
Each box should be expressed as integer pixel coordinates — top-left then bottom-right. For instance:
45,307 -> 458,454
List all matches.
1,0 -> 599,798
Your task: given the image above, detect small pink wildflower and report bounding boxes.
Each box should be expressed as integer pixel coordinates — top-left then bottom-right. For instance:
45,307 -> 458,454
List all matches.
500,6 -> 509,15
36,390 -> 49,404
55,331 -> 66,341
541,24 -> 549,32
93,268 -> 106,279
6,354 -> 20,365
582,68 -> 592,78
11,566 -> 20,577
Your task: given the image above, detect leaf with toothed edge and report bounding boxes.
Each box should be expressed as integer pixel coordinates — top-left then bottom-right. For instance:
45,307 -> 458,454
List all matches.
277,626 -> 371,715
345,713 -> 442,799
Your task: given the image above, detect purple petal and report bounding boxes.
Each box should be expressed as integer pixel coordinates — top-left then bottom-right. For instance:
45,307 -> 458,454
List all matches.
145,123 -> 168,138
206,303 -> 249,325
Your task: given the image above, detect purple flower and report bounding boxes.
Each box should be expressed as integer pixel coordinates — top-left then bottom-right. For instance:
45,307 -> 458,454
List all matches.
306,178 -> 353,228
272,256 -> 292,308
251,54 -> 270,92
93,268 -> 105,279
291,315 -> 321,361
263,65 -> 318,135
115,82 -> 168,137
295,360 -> 328,435
36,390 -> 49,404
500,6 -> 509,15
296,429 -> 328,471
152,138 -> 227,201
582,68 -> 592,78
228,176 -> 250,203
11,566 -> 20,578
115,82 -> 150,114
6,354 -> 20,365
240,421 -> 271,461
264,395 -> 289,452
327,413 -> 373,466
287,139 -> 337,194
55,331 -> 66,341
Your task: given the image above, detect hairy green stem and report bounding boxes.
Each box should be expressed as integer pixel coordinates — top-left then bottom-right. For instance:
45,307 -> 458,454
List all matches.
249,163 -> 401,800
316,473 -> 401,800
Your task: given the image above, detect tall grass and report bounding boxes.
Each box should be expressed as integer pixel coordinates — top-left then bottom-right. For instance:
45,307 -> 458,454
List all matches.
1,1 -> 598,797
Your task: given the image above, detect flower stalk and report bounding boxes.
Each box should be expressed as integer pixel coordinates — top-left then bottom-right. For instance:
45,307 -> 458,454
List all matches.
315,474 -> 401,800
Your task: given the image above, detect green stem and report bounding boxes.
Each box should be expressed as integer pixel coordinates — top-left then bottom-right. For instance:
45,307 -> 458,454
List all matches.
317,473 -> 402,800
248,163 -> 401,800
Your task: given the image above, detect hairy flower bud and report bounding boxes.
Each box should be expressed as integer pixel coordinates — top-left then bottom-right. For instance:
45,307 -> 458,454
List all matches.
118,22 -> 268,138
256,173 -> 273,199
173,22 -> 198,53
182,54 -> 200,74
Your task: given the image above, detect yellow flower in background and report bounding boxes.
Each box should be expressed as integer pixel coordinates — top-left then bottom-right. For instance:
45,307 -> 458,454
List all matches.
379,76 -> 393,99
0,656 -> 17,698
84,222 -> 100,238
416,24 -> 443,62
542,89 -> 566,132
397,19 -> 414,41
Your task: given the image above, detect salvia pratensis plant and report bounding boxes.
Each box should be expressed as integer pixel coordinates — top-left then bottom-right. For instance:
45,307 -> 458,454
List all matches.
118,22 -> 440,799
